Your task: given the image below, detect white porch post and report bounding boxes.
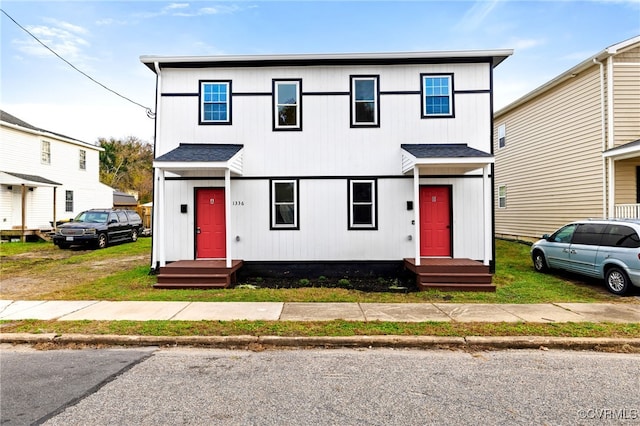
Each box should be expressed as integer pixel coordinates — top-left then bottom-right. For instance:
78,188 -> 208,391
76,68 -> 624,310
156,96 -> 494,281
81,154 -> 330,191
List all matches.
483,164 -> 491,266
413,165 -> 420,266
225,168 -> 232,268
157,169 -> 166,267
608,158 -> 615,218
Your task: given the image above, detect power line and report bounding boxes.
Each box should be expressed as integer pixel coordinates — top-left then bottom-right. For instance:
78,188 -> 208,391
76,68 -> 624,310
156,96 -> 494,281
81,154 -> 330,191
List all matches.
1,8 -> 155,119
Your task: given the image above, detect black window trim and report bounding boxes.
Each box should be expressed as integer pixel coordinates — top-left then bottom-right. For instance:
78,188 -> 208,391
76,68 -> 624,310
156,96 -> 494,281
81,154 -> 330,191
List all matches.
199,80 -> 232,125
272,79 -> 303,131
270,178 -> 300,230
348,178 -> 378,230
420,72 -> 455,119
349,75 -> 380,128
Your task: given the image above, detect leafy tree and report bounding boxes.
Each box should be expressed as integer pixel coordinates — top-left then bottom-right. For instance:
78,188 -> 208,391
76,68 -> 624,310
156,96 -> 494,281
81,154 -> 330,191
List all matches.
98,136 -> 153,204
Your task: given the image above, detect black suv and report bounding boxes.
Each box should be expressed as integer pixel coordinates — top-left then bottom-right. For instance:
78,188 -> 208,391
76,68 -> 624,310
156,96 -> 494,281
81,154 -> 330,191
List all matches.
53,209 -> 143,249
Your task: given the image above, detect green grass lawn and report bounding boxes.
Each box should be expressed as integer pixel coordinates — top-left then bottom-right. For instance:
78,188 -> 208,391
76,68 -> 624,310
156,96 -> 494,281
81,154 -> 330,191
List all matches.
1,237 -> 628,303
2,238 -> 638,339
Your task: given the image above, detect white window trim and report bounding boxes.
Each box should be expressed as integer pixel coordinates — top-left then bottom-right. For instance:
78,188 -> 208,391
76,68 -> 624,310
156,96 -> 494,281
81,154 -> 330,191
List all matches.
498,185 -> 506,208
41,140 -> 51,165
350,76 -> 379,127
79,149 -> 86,170
271,179 -> 299,229
421,74 -> 454,118
349,179 -> 377,229
200,80 -> 231,124
273,80 -> 301,130
498,124 -> 506,149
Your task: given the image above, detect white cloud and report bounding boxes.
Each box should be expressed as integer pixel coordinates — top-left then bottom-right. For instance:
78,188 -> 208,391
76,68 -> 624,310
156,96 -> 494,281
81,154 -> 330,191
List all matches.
455,0 -> 502,31
12,21 -> 95,68
510,38 -> 545,51
136,2 -> 247,18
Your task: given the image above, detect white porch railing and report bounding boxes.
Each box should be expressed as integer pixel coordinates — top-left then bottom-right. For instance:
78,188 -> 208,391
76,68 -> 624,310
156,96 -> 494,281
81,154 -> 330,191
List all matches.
614,204 -> 640,219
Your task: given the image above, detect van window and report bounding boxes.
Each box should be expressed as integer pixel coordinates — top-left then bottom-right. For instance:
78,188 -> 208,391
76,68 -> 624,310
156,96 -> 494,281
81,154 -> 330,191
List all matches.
117,211 -> 128,222
550,224 -> 577,243
601,225 -> 640,248
572,223 -> 606,245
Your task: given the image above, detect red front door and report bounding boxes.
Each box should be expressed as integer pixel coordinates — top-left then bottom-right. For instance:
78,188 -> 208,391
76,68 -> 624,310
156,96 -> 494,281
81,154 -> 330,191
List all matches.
196,188 -> 226,259
419,186 -> 451,257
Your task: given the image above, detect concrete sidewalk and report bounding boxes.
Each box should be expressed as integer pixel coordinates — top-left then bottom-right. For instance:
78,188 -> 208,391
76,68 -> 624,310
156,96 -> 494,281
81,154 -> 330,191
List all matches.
2,299 -> 640,323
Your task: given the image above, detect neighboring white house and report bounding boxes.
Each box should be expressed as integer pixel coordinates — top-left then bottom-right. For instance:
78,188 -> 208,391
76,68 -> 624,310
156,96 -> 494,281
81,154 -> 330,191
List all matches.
0,110 -> 113,240
141,50 -> 512,285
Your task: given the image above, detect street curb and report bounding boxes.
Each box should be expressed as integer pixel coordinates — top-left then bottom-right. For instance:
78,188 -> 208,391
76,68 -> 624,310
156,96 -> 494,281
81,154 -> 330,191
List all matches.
2,333 -> 640,351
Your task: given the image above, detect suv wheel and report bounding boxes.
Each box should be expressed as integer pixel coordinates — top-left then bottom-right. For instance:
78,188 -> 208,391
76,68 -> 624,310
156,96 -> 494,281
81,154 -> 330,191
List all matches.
532,250 -> 548,272
605,267 -> 629,296
131,229 -> 138,242
96,233 -> 108,249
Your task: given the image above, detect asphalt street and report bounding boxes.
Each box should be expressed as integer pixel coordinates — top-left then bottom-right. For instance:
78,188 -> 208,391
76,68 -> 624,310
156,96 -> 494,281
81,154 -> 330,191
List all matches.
2,346 -> 639,425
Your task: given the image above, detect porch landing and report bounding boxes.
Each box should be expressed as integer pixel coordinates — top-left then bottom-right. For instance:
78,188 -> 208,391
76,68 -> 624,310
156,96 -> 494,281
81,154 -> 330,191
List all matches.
404,258 -> 495,292
155,260 -> 243,289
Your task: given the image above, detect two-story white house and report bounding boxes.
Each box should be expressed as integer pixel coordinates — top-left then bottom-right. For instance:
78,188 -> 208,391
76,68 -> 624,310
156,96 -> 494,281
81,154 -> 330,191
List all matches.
141,50 -> 512,290
0,110 -> 113,241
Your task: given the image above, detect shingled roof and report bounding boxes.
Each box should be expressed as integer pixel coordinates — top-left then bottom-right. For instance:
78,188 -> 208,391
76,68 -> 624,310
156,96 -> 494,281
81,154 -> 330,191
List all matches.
401,144 -> 492,158
155,144 -> 244,162
0,109 -> 92,146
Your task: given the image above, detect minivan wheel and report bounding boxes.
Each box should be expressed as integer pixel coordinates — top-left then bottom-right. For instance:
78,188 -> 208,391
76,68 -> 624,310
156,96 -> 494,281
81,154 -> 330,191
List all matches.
532,250 -> 548,272
605,267 -> 629,296
131,229 -> 138,242
96,233 -> 108,249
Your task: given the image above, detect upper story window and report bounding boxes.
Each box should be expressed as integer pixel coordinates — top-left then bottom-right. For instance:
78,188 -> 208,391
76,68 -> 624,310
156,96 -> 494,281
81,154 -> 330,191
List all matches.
350,76 -> 379,127
41,140 -> 51,164
349,179 -> 377,229
79,149 -> 86,170
200,81 -> 231,124
421,74 -> 454,118
271,179 -> 299,229
273,79 -> 302,131
498,124 -> 506,148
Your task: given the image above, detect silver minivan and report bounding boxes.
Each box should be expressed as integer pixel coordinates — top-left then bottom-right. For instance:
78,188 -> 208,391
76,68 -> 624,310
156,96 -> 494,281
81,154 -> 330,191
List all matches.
531,219 -> 640,295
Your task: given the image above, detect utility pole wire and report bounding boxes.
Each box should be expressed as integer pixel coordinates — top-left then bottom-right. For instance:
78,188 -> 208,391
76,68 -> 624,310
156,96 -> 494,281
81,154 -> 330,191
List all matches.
1,8 -> 155,119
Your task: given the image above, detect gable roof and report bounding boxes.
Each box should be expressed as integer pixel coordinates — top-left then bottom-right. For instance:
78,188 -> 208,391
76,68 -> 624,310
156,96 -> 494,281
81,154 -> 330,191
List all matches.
496,35 -> 640,117
141,49 -> 513,72
0,109 -> 101,150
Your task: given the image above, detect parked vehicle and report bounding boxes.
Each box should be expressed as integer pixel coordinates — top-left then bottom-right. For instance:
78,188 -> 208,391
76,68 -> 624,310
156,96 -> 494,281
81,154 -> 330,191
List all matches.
53,209 -> 143,249
531,219 -> 640,295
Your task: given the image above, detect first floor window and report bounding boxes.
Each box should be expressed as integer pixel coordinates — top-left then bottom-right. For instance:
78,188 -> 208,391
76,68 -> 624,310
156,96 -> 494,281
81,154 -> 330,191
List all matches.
79,149 -> 86,170
351,76 -> 379,127
349,179 -> 377,229
41,140 -> 51,164
498,124 -> 506,148
200,81 -> 231,124
498,185 -> 506,208
422,74 -> 454,117
65,190 -> 73,212
271,179 -> 299,229
273,80 -> 301,130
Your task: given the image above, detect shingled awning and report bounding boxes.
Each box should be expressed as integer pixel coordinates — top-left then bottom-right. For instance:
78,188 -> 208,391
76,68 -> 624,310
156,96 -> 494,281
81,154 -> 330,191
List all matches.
153,143 -> 244,175
0,171 -> 61,187
401,144 -> 493,174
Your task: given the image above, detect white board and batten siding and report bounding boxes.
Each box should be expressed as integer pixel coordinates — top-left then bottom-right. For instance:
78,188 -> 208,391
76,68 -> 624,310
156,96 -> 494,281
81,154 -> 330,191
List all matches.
153,56 -> 498,263
0,124 -> 112,230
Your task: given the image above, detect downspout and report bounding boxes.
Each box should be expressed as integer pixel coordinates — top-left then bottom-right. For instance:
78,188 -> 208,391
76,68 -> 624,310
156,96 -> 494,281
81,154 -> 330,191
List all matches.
593,58 -> 606,218
606,55 -> 616,218
150,61 -> 161,272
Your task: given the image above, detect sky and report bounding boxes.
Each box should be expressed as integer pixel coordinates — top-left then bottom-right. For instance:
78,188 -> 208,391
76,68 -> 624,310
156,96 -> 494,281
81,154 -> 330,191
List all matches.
1,0 -> 639,144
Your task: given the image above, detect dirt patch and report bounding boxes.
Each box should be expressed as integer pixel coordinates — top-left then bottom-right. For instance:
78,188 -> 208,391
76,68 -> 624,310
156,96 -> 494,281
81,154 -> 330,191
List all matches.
0,246 -> 149,299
